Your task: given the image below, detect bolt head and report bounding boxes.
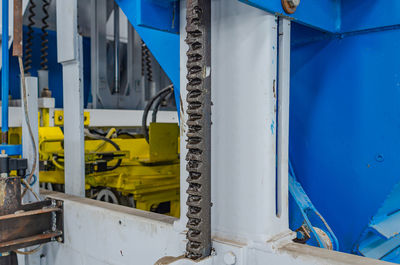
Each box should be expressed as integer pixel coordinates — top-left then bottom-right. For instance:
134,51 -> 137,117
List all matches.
223,251 -> 236,265
287,0 -> 300,8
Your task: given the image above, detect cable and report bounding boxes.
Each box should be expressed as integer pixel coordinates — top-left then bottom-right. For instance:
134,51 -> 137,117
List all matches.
40,0 -> 50,70
21,178 -> 40,201
18,57 -> 38,197
15,244 -> 43,255
142,85 -> 174,143
152,90 -> 173,123
51,156 -> 64,170
84,129 -> 122,171
24,0 -> 36,73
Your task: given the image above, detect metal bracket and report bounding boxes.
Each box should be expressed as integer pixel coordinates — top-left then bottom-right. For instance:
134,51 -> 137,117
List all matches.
0,177 -> 64,253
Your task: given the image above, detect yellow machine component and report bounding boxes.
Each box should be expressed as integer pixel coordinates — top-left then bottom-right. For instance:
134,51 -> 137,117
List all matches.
39,123 -> 180,217
54,110 -> 90,126
9,127 -> 22,145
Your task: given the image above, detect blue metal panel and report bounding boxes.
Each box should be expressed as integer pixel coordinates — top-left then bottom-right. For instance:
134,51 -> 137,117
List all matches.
138,0 -> 179,34
239,0 -> 341,32
5,27 -> 91,108
341,0 -> 400,33
2,0 -> 10,136
289,22 -> 400,254
0,145 -> 22,156
289,162 -> 339,250
116,0 -> 180,116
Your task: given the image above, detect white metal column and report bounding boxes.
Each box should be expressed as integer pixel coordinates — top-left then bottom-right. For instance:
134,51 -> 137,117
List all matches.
276,17 -> 291,226
21,76 -> 39,202
56,0 -> 85,197
210,0 -> 289,242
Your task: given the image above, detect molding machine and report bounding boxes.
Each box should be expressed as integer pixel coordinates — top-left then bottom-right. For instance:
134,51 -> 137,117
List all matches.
0,0 -> 399,264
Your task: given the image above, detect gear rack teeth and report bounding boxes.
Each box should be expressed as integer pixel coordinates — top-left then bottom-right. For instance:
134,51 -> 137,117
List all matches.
185,0 -> 212,260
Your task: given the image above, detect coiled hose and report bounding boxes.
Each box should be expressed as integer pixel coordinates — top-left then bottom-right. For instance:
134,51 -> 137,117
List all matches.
40,0 -> 50,70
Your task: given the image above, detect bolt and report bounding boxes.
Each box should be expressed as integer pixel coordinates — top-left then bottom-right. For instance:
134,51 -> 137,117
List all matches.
223,251 -> 236,265
287,0 -> 300,8
58,115 -> 63,121
376,154 -> 384,162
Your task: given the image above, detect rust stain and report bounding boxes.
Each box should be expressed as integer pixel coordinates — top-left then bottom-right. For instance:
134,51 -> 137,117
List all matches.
179,94 -> 185,115
0,179 -> 7,207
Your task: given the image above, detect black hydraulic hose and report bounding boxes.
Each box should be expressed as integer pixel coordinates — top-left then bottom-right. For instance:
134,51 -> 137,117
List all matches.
84,129 -> 122,171
152,90 -> 173,123
142,85 -> 174,143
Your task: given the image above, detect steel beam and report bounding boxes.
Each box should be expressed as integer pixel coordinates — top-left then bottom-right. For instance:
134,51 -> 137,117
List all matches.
238,0 -> 340,32
276,18 -> 291,224
56,0 -> 85,197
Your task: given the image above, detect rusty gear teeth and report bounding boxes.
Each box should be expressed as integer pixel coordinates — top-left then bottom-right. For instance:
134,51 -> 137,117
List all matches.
185,0 -> 211,260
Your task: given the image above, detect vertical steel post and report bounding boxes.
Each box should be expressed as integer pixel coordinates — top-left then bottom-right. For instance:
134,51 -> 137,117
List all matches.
113,1 -> 120,94
2,0 -> 9,144
185,0 -> 212,260
21,76 -> 39,202
57,0 -> 85,197
276,18 -> 291,223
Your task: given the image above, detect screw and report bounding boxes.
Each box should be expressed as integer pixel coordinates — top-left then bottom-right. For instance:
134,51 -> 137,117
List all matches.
287,0 -> 300,8
58,115 -> 63,121
223,252 -> 236,265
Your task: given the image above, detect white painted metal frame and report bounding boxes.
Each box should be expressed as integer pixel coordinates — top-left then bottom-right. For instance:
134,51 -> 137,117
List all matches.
33,1 -> 395,265
56,0 -> 85,197
0,108 -> 177,128
210,0 -> 287,243
21,77 -> 39,201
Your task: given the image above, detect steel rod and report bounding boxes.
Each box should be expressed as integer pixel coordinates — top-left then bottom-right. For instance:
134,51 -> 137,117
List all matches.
2,0 -> 10,144
113,1 -> 120,94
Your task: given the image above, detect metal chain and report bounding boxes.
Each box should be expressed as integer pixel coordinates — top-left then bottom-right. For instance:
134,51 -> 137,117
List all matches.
185,0 -> 212,260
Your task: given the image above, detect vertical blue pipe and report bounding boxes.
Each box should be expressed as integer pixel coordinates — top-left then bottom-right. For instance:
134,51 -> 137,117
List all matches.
1,0 -> 9,143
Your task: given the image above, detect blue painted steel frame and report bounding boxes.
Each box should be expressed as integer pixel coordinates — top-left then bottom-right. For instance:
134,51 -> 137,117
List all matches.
0,145 -> 22,156
115,0 -> 180,118
2,0 -> 9,138
289,22 -> 400,256
138,0 -> 179,34
240,0 -> 400,33
239,0 -> 341,32
125,0 -> 400,119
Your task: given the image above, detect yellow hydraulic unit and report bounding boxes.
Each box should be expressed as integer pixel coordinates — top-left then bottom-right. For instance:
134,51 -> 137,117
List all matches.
38,122 -> 180,217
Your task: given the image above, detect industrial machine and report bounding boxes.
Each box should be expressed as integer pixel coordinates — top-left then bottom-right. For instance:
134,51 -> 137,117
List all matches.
0,0 -> 399,264
38,123 -> 180,217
